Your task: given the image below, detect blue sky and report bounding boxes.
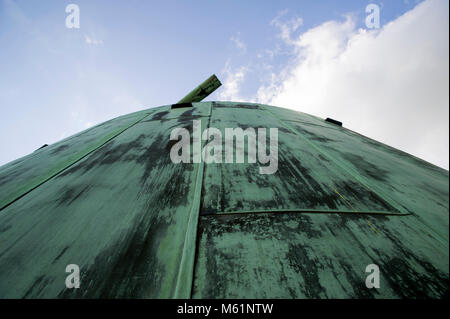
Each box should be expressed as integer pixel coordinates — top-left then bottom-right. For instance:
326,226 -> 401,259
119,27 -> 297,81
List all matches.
0,0 -> 448,168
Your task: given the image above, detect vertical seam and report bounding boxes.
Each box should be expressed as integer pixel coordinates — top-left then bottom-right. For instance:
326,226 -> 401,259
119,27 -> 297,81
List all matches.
264,105 -> 449,245
262,105 -> 405,214
173,103 -> 211,298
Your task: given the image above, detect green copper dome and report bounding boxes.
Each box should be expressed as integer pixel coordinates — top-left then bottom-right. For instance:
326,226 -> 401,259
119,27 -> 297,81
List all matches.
0,101 -> 448,298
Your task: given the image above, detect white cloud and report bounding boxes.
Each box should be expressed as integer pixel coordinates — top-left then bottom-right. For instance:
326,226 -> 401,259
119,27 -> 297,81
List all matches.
256,0 -> 449,169
218,61 -> 249,101
85,35 -> 103,45
270,10 -> 303,45
230,32 -> 246,52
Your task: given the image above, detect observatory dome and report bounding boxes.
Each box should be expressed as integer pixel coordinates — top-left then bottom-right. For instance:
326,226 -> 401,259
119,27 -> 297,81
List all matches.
0,101 -> 448,298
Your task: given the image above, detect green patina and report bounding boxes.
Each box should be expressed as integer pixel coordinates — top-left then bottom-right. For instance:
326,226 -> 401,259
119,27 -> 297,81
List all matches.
0,101 -> 448,298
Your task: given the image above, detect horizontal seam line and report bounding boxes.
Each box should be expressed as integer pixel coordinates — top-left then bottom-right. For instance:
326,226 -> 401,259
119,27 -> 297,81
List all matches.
200,210 -> 411,217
